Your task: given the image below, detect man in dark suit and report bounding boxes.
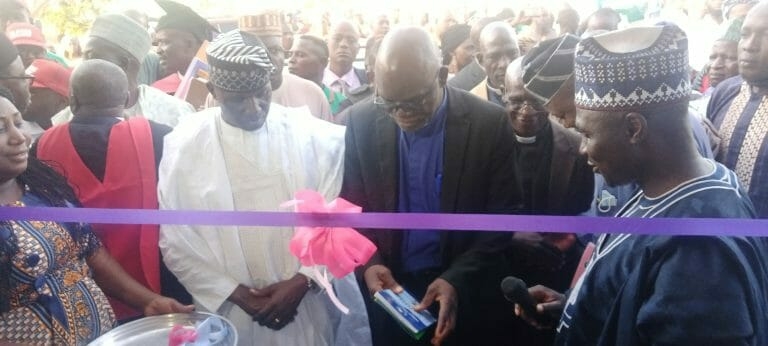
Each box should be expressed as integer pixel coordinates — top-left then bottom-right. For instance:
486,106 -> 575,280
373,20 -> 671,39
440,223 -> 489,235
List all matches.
341,26 -> 523,346
323,21 -> 368,97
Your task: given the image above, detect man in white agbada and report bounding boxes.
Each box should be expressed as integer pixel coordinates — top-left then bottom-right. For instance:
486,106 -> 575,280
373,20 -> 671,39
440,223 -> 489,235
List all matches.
158,29 -> 371,345
51,14 -> 195,128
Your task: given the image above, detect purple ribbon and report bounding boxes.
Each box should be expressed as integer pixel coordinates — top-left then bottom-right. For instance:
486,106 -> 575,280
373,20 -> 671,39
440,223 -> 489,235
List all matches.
1,207 -> 766,237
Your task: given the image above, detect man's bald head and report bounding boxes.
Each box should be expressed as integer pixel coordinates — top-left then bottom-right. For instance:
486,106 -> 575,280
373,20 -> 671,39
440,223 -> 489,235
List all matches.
375,27 -> 444,132
478,22 -> 519,89
479,21 -> 517,48
504,57 -> 524,93
470,17 -> 499,45
70,59 -> 129,117
375,26 -> 441,99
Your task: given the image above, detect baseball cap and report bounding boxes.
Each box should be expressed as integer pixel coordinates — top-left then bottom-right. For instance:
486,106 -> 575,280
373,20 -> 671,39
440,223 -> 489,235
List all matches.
6,22 -> 45,48
26,59 -> 71,99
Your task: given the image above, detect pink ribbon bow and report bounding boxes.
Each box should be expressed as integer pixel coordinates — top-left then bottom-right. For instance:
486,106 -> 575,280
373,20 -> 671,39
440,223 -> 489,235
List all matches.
286,190 -> 376,278
283,190 -> 377,314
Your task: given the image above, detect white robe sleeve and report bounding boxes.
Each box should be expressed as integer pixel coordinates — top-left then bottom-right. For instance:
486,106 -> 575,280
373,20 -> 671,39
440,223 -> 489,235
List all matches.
159,224 -> 240,313
301,111 -> 373,345
157,113 -> 243,313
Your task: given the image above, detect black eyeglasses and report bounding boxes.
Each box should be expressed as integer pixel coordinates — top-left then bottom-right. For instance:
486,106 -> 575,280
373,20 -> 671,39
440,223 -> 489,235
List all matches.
373,84 -> 437,114
503,97 -> 547,114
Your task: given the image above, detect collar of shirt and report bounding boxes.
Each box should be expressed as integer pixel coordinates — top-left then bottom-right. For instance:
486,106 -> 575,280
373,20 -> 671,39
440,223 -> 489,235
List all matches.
322,66 -> 362,92
401,87 -> 449,141
515,134 -> 537,144
512,118 -> 552,145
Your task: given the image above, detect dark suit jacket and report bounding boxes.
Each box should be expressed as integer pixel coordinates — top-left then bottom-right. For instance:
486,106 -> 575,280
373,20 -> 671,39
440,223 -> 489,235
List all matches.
548,120 -> 594,215
353,67 -> 369,86
447,59 -> 486,91
340,86 -> 522,294
501,119 -> 593,294
336,84 -> 373,120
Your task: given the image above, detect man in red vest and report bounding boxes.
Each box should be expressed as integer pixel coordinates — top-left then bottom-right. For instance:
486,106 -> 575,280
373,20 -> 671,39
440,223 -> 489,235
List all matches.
33,59 -> 190,322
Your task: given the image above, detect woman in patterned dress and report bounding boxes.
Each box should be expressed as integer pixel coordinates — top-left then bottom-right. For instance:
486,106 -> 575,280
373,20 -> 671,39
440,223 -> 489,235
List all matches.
0,87 -> 193,345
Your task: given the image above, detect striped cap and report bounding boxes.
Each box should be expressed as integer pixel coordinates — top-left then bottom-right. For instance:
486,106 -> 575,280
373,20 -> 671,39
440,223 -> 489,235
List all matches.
522,34 -> 579,104
206,29 -> 275,92
574,24 -> 690,112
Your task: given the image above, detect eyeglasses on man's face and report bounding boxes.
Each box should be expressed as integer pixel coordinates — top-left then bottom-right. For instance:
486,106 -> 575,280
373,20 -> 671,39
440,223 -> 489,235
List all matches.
373,84 -> 437,114
373,68 -> 442,114
502,96 -> 547,114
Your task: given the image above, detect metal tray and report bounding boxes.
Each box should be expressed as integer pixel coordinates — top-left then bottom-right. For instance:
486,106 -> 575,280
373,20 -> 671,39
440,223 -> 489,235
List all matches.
88,311 -> 237,346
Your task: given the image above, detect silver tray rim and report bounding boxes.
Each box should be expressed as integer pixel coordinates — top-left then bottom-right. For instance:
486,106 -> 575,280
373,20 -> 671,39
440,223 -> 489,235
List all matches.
88,311 -> 238,346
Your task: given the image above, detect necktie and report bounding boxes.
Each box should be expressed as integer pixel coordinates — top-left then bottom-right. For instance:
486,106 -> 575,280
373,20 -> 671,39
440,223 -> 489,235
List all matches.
337,79 -> 349,96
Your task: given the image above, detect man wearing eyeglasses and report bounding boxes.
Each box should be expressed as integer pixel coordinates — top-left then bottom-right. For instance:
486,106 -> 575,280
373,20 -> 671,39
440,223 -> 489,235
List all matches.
0,31 -> 41,139
0,33 -> 31,113
496,56 -> 593,345
341,26 -> 523,346
504,57 -> 593,217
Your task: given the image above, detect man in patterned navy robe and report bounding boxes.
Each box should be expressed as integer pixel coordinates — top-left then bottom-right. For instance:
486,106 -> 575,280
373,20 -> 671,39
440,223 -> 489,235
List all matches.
516,23 -> 768,346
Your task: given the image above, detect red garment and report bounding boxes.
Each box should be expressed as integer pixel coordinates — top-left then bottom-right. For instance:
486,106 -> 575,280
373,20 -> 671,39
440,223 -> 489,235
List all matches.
36,118 -> 161,320
151,73 -> 182,95
700,73 -> 711,93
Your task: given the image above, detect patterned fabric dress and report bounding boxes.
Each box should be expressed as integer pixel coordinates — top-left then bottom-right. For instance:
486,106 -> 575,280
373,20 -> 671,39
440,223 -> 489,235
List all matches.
0,192 -> 115,345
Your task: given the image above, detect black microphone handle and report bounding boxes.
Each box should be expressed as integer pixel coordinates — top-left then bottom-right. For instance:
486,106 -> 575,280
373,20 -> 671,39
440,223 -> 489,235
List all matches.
501,276 -> 538,317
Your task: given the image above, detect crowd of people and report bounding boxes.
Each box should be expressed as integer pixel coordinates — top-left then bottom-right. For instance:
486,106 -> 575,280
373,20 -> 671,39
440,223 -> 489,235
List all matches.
1,0 -> 768,345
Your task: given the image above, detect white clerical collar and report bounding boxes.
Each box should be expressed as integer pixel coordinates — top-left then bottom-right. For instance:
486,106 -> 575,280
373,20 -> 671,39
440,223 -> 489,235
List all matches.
515,135 -> 537,144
